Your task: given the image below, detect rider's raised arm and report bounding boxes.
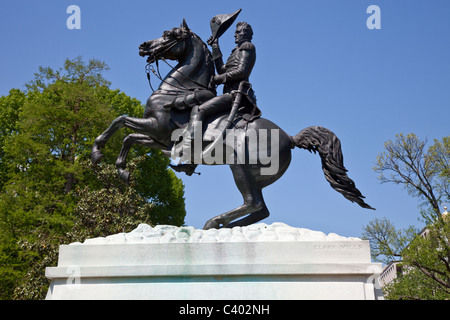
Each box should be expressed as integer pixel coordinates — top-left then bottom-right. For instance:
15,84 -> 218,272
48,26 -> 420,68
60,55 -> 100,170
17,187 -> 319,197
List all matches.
211,40 -> 226,74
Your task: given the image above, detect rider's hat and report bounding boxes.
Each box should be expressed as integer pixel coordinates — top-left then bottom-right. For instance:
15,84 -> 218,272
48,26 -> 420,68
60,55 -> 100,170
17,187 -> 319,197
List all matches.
208,9 -> 242,44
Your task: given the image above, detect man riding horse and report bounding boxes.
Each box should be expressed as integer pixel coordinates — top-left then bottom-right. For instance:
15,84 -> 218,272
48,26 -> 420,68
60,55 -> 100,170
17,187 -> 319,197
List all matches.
171,10 -> 260,175
91,10 -> 374,229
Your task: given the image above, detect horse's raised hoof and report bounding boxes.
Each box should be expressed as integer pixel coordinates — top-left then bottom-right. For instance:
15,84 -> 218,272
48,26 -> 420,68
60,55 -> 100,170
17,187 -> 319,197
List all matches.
91,150 -> 104,166
118,168 -> 130,185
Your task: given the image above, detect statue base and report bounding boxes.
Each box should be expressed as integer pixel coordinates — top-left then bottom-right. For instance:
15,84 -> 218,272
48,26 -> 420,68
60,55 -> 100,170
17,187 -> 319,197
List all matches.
45,223 -> 383,300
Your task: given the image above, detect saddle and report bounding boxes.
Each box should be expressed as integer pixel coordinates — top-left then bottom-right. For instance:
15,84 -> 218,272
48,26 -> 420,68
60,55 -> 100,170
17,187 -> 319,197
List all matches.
169,86 -> 261,143
170,110 -> 257,146
168,82 -> 261,173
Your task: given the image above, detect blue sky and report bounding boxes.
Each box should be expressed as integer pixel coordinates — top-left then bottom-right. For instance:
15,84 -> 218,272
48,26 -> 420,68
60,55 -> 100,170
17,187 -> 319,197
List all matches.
1,0 -> 449,237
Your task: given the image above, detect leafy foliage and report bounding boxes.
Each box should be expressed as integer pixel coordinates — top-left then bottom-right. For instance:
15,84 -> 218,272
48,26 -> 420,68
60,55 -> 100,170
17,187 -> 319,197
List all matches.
362,217 -> 417,265
0,89 -> 25,191
383,212 -> 450,300
374,133 -> 448,212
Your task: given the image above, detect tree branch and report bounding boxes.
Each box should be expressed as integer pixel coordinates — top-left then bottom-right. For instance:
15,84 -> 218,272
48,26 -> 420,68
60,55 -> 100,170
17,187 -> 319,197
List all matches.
412,261 -> 450,290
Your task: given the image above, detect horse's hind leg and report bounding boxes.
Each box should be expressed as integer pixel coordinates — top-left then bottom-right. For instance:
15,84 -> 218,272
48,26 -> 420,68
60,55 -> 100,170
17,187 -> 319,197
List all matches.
203,165 -> 268,230
115,133 -> 165,184
227,195 -> 270,228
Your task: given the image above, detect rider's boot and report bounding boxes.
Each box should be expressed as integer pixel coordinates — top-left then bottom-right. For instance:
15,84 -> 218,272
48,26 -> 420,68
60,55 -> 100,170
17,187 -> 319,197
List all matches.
170,106 -> 202,174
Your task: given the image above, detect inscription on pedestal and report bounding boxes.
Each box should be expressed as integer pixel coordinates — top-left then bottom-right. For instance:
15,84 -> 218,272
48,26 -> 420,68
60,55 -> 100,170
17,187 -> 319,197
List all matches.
314,244 -> 364,251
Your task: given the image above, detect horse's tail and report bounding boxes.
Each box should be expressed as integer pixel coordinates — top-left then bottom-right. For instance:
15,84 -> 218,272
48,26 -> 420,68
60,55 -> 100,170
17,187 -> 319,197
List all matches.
292,126 -> 375,210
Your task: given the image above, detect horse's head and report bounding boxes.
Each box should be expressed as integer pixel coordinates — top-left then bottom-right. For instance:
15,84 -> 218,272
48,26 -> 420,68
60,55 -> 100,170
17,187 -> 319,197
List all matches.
139,20 -> 193,64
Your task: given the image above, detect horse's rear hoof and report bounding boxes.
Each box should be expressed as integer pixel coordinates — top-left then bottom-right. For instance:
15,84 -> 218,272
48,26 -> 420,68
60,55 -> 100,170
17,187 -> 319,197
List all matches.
91,150 -> 104,166
203,219 -> 224,230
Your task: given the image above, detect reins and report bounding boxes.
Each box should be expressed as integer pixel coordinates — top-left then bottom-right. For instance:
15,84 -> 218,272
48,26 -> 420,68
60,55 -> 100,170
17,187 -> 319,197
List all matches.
145,36 -> 213,94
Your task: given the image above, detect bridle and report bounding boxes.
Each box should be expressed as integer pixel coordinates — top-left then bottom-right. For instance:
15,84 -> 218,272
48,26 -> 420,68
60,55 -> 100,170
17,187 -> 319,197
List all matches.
144,36 -> 213,93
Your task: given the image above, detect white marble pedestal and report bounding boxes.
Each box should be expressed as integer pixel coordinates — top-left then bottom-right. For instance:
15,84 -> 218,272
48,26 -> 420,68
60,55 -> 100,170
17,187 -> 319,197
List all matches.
45,223 -> 383,300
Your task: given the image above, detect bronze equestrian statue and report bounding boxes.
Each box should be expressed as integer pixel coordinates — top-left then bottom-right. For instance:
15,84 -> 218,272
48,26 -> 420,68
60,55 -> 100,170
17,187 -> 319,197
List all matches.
91,10 -> 374,230
171,19 -> 259,169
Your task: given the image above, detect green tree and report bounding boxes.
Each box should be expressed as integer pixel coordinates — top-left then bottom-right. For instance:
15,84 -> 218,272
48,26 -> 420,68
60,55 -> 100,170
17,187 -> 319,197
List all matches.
0,57 -> 186,299
374,133 -> 448,213
379,210 -> 450,300
0,89 -> 25,191
362,217 -> 417,265
365,133 -> 450,299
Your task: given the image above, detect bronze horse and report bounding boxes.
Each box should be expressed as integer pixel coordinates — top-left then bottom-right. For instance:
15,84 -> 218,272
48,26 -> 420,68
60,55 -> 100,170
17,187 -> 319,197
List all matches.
91,21 -> 374,230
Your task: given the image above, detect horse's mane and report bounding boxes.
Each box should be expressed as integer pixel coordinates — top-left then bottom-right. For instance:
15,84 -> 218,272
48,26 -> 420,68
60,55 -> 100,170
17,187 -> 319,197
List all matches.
163,26 -> 215,92
186,29 -> 215,92
169,27 -> 213,64
193,33 -> 213,64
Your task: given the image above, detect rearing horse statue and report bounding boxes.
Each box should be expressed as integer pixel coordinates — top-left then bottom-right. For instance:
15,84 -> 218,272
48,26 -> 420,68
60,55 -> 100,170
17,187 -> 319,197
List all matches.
91,20 -> 374,230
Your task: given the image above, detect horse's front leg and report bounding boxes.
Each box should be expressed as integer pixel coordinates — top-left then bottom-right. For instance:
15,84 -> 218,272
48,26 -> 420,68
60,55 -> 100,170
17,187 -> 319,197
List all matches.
91,115 -> 158,165
115,133 -> 166,184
